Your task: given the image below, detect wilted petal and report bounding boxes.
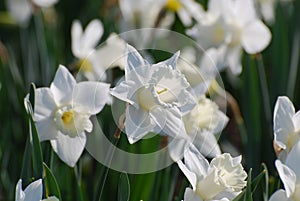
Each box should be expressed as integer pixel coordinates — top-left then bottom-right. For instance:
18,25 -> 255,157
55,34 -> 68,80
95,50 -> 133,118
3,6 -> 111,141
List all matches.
242,20 -> 271,54
275,160 -> 296,198
73,81 -> 110,115
50,65 -> 76,105
51,133 -> 86,167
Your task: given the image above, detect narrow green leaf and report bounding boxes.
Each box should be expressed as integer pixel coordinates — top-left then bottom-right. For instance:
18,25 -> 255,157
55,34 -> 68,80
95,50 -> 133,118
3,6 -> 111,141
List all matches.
29,83 -> 36,112
244,169 -> 253,201
118,173 -> 130,201
261,164 -> 269,201
43,163 -> 62,200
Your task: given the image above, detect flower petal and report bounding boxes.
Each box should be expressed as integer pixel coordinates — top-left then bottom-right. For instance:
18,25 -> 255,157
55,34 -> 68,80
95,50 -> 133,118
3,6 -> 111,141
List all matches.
110,80 -> 138,106
168,137 -> 189,161
269,189 -> 289,201
125,106 -> 154,144
177,162 -> 197,191
273,96 -> 295,149
82,19 -> 103,53
50,133 -> 86,167
73,81 -> 110,115
32,0 -> 58,7
241,20 -> 271,54
154,51 -> 180,70
34,87 -> 57,122
23,179 -> 43,201
125,44 -> 148,76
233,0 -> 256,25
286,140 -> 300,181
35,117 -> 58,141
184,187 -> 203,201
225,45 -> 242,75
193,130 -> 221,158
50,65 -> 76,105
71,20 -> 83,58
15,179 -> 25,201
275,160 -> 296,198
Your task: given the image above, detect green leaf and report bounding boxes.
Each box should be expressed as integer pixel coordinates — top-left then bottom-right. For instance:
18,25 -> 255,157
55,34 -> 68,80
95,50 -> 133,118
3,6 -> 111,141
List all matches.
43,163 -> 62,200
244,169 -> 253,201
261,164 -> 269,201
118,173 -> 130,201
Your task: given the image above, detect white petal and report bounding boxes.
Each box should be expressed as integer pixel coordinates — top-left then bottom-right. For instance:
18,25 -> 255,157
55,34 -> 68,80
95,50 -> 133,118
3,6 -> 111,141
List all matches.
71,20 -> 83,58
110,80 -> 138,106
292,111 -> 300,131
286,140 -> 300,181
269,189 -> 289,201
184,188 -> 203,201
34,87 -> 57,122
155,51 -> 180,70
275,160 -> 296,198
32,0 -> 58,7
273,96 -> 295,149
41,196 -> 59,201
181,0 -> 204,22
213,110 -> 229,134
23,179 -> 43,201
50,65 -> 76,105
233,0 -> 256,24
208,0 -> 230,15
125,44 -> 147,75
225,45 -> 242,75
184,144 -> 209,177
177,9 -> 192,26
51,133 -> 86,167
242,20 -> 271,54
177,162 -> 197,191
192,131 -> 221,158
73,82 -> 110,115
15,179 -> 25,201
6,0 -> 32,26
35,118 -> 58,142
168,137 -> 189,161
125,106 -> 154,144
81,19 -> 103,54
260,1 -> 275,24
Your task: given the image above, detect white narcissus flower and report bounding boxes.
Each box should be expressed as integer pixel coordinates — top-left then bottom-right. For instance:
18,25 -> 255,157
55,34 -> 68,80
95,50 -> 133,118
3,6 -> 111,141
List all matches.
188,0 -> 271,75
111,45 -> 196,144
6,0 -> 58,27
71,19 -> 106,81
178,146 -> 247,201
273,96 -> 300,161
33,65 -> 110,167
269,140 -> 300,201
165,0 -> 204,26
15,179 -> 59,201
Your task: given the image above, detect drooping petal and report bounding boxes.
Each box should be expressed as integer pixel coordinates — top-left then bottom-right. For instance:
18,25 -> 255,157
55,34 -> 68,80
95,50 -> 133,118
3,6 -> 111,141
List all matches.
286,140 -> 300,181
125,105 -> 154,144
32,0 -> 58,7
184,187 -> 203,201
34,87 -> 57,121
23,179 -> 43,201
275,160 -> 296,198
177,162 -> 197,191
269,189 -> 289,201
72,81 -> 110,115
15,179 -> 25,201
35,117 -> 58,141
50,65 -> 76,105
273,96 -> 295,149
50,132 -> 86,167
241,20 -> 271,54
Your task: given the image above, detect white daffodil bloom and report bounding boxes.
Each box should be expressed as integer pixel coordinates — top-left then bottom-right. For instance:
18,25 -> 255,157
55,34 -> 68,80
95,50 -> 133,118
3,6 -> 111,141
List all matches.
273,96 -> 300,161
269,140 -> 300,201
178,146 -> 247,201
15,179 -> 59,201
6,0 -> 58,27
165,0 -> 204,26
111,45 -> 196,144
188,0 -> 271,75
71,19 -> 107,81
33,65 -> 110,167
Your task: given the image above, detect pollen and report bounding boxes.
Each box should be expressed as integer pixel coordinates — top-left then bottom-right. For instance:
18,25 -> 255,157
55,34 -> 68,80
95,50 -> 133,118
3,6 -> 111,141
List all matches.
156,88 -> 167,95
166,0 -> 182,12
61,110 -> 74,124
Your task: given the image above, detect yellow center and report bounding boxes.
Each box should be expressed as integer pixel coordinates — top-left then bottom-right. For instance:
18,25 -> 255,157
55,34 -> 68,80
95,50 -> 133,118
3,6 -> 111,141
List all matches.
61,110 -> 74,124
166,0 -> 182,12
78,59 -> 93,72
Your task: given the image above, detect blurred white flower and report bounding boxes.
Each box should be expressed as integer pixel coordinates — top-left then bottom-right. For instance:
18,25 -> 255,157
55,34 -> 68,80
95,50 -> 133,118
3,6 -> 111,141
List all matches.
165,0 -> 204,26
178,146 -> 247,201
33,65 -> 110,167
6,0 -> 58,27
15,179 -> 42,201
71,19 -> 106,81
273,96 -> 300,161
111,45 -> 196,144
188,0 -> 271,75
269,140 -> 300,201
15,179 -> 59,201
